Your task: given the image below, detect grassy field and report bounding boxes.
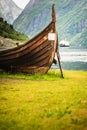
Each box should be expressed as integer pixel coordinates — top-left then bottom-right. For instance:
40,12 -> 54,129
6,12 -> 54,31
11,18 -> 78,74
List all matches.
0,70 -> 87,130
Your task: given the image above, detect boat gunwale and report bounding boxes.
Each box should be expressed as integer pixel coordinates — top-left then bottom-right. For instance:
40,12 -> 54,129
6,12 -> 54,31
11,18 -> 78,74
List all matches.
0,21 -> 54,54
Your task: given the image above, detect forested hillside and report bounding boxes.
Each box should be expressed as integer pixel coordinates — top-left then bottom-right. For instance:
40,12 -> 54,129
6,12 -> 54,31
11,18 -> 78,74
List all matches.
0,17 -> 29,49
0,17 -> 29,42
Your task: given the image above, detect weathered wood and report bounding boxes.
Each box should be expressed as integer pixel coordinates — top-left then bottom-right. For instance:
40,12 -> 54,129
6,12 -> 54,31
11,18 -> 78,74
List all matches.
56,31 -> 64,78
0,4 -> 63,75
57,51 -> 64,78
52,4 -> 64,78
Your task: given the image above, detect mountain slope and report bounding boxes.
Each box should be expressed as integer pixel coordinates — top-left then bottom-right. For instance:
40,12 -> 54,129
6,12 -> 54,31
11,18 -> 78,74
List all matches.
0,0 -> 22,24
13,0 -> 87,48
0,18 -> 29,44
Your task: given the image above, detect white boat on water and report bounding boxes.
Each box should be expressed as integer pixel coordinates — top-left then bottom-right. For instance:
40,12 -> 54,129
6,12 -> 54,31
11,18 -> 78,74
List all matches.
59,40 -> 69,47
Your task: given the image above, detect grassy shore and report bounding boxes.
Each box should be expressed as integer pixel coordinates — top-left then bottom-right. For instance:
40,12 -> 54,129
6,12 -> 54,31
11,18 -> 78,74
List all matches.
0,70 -> 87,130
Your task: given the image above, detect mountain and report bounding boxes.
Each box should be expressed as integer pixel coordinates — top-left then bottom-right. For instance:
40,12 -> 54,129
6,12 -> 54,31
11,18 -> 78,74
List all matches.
13,0 -> 87,48
0,0 -> 22,24
0,17 -> 29,46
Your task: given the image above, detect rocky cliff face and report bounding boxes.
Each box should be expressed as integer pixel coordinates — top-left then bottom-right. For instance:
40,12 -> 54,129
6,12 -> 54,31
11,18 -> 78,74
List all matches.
0,0 -> 22,24
13,0 -> 87,48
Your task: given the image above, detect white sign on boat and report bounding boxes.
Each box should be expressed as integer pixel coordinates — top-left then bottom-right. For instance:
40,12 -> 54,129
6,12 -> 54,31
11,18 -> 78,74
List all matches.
48,33 -> 56,41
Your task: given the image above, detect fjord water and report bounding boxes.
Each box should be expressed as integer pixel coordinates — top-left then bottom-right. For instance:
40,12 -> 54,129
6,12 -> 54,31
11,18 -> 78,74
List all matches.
52,48 -> 87,70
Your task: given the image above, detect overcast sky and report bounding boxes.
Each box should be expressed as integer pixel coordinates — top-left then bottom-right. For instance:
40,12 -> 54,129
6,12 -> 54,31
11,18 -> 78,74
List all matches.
13,0 -> 30,9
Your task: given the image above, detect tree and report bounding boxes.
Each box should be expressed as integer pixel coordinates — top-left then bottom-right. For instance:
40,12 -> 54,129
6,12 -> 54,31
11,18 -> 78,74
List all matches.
0,17 -> 3,22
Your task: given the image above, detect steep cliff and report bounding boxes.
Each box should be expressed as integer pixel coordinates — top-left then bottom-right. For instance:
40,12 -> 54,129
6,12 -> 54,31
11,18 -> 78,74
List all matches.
0,0 -> 22,24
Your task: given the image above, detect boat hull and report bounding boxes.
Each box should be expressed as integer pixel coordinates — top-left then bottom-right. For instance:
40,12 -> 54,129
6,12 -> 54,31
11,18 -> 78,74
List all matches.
0,22 -> 57,74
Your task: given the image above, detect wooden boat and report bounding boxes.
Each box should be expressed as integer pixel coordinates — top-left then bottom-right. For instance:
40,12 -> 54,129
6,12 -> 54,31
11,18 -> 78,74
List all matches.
0,5 -> 63,77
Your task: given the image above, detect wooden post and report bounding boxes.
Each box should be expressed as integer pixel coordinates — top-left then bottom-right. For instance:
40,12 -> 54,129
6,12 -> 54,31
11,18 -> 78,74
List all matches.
52,4 -> 64,78
57,50 -> 64,78
56,32 -> 64,78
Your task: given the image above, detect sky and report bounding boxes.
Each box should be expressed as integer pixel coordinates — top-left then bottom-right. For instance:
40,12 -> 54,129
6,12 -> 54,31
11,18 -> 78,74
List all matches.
13,0 -> 30,9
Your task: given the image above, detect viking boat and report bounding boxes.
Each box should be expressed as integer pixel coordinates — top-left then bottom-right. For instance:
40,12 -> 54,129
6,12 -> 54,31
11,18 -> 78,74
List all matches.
0,5 -> 63,77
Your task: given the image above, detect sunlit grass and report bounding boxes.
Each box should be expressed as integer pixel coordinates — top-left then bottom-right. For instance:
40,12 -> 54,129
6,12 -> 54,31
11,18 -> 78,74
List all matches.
0,70 -> 87,130
0,69 -> 61,80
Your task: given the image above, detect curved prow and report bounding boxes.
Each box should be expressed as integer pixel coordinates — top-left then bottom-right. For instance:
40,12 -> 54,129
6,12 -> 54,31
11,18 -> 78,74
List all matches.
52,4 -> 56,23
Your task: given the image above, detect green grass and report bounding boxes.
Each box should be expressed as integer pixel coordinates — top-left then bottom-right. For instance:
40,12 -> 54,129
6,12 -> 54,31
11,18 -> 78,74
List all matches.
0,70 -> 87,130
0,70 -> 61,80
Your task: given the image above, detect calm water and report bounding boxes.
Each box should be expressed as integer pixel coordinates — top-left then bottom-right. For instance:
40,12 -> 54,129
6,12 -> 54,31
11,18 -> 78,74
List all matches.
52,48 -> 87,70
